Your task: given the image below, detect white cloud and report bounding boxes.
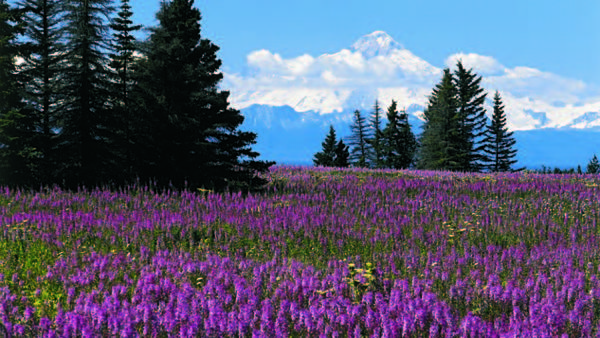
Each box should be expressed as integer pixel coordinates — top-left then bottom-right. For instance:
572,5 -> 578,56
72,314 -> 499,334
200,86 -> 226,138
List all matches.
319,49 -> 367,74
442,53 -> 590,105
445,53 -> 505,75
321,70 -> 343,85
247,50 -> 317,77
484,67 -> 588,104
221,32 -> 600,129
503,66 -> 542,79
246,49 -> 284,73
288,54 -> 315,76
236,46 -> 442,90
222,46 -> 443,113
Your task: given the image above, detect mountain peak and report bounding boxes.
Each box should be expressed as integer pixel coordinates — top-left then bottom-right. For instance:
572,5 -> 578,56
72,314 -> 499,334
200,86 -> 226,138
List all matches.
350,31 -> 404,58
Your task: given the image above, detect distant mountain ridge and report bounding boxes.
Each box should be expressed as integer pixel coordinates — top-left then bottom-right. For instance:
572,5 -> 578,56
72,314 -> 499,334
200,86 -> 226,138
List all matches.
240,104 -> 600,169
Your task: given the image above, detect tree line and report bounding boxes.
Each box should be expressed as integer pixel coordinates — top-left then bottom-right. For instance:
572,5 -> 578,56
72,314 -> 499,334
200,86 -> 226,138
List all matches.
314,61 -> 520,173
0,0 -> 272,191
531,154 -> 600,175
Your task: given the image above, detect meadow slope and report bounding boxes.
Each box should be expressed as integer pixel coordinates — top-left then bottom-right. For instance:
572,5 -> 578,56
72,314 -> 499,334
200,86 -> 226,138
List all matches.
1,167 -> 600,336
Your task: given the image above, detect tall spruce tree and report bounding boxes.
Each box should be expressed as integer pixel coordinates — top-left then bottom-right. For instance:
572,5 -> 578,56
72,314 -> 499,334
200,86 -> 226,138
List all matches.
107,0 -> 142,182
313,125 -> 337,167
482,91 -> 518,172
16,0 -> 66,185
418,68 -> 461,171
398,107 -> 417,168
454,60 -> 489,172
382,100 -> 416,169
132,0 -> 272,190
587,154 -> 599,174
0,0 -> 36,186
56,0 -> 114,188
334,139 -> 350,168
347,109 -> 372,167
367,99 -> 384,168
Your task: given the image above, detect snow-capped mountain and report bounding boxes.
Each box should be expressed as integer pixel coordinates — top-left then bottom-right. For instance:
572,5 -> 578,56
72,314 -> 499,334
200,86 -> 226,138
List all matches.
224,31 -> 439,116
223,31 -> 600,168
350,30 -> 404,58
225,30 -> 600,132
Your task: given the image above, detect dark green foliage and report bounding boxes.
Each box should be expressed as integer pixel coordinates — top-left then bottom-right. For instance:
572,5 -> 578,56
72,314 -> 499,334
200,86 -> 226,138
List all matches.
577,165 -> 582,174
132,0 -> 272,191
0,0 -> 36,187
417,68 -> 461,171
107,0 -> 142,183
367,100 -> 385,168
0,0 -> 273,191
314,125 -> 349,168
347,109 -> 372,167
482,91 -> 518,172
381,100 -> 416,169
314,125 -> 338,167
535,165 -> 568,175
537,166 -> 577,175
0,109 -> 38,187
454,60 -> 489,172
398,107 -> 417,168
587,154 -> 599,174
334,139 -> 350,168
16,0 -> 67,186
55,0 -> 115,188
537,165 -> 551,174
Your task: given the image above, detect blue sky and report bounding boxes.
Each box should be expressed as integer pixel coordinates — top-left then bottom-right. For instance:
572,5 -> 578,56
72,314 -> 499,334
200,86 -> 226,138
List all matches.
128,0 -> 600,86
8,0 -> 600,130
9,0 -> 600,164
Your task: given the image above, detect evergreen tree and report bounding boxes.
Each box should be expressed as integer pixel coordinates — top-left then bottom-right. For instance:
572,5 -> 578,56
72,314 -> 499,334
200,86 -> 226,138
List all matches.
313,125 -> 337,167
382,100 -> 416,169
107,0 -> 142,183
334,139 -> 349,168
367,100 -> 384,168
56,0 -> 115,188
133,0 -> 272,190
587,154 -> 599,174
346,109 -> 371,167
0,0 -> 36,186
398,107 -> 417,169
577,164 -> 582,174
417,69 -> 461,171
482,91 -> 518,172
16,0 -> 66,185
454,60 -> 489,172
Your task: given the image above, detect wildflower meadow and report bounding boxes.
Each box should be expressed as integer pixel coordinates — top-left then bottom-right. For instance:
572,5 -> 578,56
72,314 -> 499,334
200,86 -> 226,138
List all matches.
1,166 -> 600,337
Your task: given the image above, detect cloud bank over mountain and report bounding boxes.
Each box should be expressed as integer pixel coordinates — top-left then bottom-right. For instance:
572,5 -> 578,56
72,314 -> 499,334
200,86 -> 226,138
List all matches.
220,31 -> 600,131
